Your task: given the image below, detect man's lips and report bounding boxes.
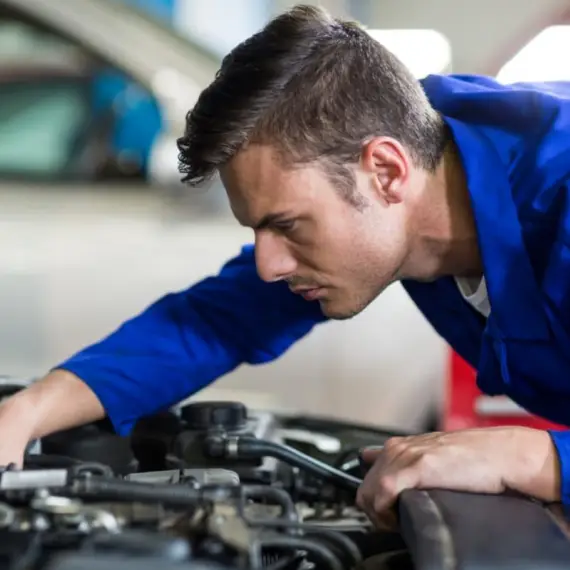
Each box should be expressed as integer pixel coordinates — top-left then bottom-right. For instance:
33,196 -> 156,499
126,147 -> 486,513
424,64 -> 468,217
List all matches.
291,287 -> 325,301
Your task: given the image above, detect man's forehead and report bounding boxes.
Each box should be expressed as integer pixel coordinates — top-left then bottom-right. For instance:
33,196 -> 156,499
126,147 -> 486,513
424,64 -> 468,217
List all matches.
220,145 -> 314,225
223,144 -> 291,189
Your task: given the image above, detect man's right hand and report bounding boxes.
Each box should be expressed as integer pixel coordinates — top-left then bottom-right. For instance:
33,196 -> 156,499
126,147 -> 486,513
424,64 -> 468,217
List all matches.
0,370 -> 106,467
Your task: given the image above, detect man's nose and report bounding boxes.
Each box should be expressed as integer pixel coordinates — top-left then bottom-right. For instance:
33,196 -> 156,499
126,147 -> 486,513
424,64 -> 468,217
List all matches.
254,231 -> 297,283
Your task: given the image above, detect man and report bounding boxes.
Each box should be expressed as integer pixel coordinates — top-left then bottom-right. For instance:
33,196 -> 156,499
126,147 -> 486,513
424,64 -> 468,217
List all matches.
0,4 -> 569,529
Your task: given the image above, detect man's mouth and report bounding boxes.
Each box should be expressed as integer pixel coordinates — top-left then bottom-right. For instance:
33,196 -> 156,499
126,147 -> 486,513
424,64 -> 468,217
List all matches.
291,287 -> 324,301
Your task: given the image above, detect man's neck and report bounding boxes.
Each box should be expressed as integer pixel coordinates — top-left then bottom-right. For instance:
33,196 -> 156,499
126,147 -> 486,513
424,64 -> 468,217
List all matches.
407,142 -> 483,281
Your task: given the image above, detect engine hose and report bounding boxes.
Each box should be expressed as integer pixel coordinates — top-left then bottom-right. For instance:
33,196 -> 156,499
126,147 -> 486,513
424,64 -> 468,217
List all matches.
206,436 -> 362,493
239,485 -> 297,520
66,476 -> 216,507
303,529 -> 362,568
247,519 -> 362,566
256,536 -> 343,570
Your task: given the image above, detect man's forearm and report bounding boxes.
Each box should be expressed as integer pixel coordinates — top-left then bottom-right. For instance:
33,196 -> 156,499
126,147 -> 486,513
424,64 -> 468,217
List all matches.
0,370 -> 105,441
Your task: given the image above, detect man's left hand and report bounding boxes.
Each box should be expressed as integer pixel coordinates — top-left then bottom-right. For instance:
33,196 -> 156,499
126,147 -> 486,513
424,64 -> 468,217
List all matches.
356,427 -> 561,529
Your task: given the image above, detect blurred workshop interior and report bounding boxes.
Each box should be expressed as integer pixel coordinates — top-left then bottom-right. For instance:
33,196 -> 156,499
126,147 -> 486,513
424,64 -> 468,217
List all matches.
1,0 -> 569,433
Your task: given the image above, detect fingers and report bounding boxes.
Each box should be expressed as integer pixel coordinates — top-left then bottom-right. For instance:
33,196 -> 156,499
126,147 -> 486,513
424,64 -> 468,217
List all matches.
357,437 -> 424,529
357,470 -> 410,530
360,436 -> 406,463
359,445 -> 385,464
366,505 -> 399,532
373,467 -> 420,512
360,465 -> 420,512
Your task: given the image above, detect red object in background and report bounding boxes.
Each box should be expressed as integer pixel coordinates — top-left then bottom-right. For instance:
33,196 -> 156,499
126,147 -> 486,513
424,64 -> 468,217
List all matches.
443,351 -> 565,432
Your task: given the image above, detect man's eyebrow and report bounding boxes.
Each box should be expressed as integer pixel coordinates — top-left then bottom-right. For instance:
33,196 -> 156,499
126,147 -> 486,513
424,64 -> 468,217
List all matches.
253,212 -> 293,230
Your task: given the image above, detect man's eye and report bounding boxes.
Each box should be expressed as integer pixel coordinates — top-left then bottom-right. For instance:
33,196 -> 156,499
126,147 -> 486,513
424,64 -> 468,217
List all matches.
274,221 -> 296,232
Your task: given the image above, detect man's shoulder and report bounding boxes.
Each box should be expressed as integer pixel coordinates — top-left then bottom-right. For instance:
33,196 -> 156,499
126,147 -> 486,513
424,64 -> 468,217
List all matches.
421,73 -> 570,132
421,73 -> 570,103
422,74 -> 570,215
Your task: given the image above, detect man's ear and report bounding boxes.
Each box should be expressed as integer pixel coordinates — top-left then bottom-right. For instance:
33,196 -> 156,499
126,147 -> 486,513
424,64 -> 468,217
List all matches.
361,137 -> 410,205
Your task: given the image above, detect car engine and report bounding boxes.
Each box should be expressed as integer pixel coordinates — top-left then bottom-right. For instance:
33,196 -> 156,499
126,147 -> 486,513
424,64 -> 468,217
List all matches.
0,383 -> 418,570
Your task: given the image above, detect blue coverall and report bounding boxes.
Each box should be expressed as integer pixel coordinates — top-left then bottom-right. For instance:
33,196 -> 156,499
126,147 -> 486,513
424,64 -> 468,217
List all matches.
58,74 -> 570,504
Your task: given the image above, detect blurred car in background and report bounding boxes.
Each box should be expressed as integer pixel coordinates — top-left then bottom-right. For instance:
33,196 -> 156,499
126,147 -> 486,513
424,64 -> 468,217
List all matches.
0,0 -> 447,432
0,0 -> 219,187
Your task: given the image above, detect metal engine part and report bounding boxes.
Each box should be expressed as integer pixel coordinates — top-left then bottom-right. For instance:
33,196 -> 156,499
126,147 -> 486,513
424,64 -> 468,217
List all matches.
126,468 -> 241,487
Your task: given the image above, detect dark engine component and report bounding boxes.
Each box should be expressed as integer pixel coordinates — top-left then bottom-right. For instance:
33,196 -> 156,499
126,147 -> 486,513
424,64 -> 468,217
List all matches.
41,422 -> 137,476
175,402 -> 279,479
0,395 -> 409,570
181,401 -> 248,431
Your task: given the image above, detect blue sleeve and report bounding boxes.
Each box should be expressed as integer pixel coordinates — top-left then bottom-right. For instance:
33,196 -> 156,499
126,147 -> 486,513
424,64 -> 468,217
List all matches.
548,430 -> 570,504
55,245 -> 328,435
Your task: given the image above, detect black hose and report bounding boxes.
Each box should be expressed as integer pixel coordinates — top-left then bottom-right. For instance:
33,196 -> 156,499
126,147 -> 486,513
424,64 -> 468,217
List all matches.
247,519 -> 362,566
206,436 -> 363,493
23,454 -> 83,470
257,537 -> 343,570
66,476 -> 214,507
239,485 -> 297,521
303,529 -> 362,567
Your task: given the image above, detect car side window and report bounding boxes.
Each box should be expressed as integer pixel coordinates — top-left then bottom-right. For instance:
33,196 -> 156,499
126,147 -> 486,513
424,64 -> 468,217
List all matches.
0,70 -> 91,180
0,9 -> 160,184
0,15 -> 92,181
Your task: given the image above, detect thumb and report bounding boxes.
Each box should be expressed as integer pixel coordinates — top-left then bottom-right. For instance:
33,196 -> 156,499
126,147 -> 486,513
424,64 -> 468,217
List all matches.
359,445 -> 385,464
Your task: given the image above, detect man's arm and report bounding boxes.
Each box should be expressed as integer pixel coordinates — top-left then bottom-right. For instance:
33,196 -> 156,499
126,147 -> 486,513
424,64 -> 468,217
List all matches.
0,369 -> 104,465
0,245 -> 327,445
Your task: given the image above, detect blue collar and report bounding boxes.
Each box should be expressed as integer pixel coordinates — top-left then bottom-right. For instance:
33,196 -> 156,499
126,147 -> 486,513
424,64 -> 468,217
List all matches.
444,116 -> 551,341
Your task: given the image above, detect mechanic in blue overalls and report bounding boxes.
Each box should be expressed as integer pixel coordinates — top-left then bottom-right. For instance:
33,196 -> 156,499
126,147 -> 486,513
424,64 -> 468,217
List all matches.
2,6 -> 570,528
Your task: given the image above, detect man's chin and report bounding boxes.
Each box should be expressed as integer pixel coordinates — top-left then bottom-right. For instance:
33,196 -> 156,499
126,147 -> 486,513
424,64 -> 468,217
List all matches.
318,298 -> 368,321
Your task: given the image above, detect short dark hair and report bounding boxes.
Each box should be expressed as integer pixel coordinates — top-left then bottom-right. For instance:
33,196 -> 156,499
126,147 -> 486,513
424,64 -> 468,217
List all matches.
177,4 -> 447,203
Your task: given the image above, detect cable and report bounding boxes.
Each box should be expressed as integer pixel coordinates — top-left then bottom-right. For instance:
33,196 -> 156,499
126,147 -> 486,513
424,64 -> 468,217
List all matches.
205,436 -> 363,493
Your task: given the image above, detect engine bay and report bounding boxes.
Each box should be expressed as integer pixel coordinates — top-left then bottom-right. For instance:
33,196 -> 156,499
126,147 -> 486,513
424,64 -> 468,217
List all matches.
2,386 -> 570,570
0,393 -> 414,570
